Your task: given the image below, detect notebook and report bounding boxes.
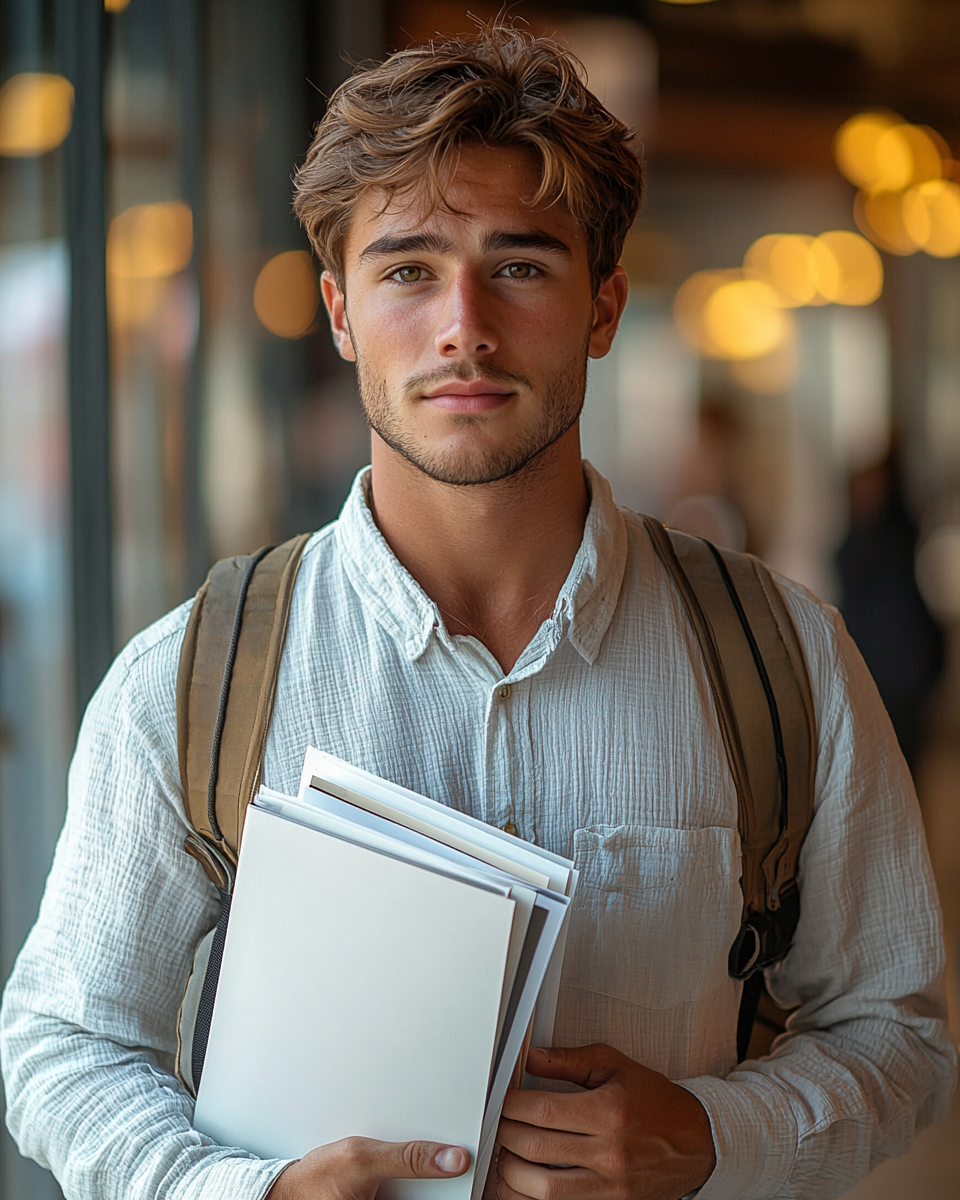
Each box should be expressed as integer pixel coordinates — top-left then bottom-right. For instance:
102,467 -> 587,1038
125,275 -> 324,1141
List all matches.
193,751 -> 574,1200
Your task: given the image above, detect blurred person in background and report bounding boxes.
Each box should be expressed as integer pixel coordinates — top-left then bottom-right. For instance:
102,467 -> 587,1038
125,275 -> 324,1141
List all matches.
0,23 -> 954,1200
836,452 -> 945,772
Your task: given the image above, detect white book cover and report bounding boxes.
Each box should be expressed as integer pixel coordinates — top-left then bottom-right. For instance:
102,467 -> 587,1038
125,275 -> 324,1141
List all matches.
194,803 -> 517,1200
298,748 -> 574,893
299,749 -> 578,1047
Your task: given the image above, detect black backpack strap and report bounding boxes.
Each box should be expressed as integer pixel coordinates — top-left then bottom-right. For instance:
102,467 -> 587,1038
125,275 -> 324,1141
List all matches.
642,517 -> 817,1060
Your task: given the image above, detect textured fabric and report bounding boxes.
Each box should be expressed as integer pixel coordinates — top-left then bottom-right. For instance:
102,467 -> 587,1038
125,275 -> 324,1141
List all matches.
1,463 -> 954,1200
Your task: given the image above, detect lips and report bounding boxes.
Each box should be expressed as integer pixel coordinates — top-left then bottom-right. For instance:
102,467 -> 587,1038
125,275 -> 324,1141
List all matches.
421,380 -> 515,412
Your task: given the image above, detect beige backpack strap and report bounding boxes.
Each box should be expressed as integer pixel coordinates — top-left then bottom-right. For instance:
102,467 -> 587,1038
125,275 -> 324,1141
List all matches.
176,533 -> 312,885
718,547 -> 817,921
642,516 -> 817,1055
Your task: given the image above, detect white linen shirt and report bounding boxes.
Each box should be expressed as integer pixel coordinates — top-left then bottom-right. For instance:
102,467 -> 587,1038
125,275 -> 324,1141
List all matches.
1,463 -> 954,1200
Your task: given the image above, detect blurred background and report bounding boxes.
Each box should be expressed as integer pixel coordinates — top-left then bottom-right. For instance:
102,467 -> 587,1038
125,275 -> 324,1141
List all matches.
1,0 -> 960,1196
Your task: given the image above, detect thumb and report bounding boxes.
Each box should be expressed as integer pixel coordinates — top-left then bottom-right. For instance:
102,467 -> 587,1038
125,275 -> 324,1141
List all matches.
524,1044 -> 623,1089
365,1139 -> 471,1182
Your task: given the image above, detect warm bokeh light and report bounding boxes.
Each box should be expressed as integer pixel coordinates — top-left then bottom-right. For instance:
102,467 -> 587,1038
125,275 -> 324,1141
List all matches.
253,250 -> 319,338
107,275 -> 167,331
809,232 -> 883,306
104,0 -> 133,10
742,230 -> 882,307
673,269 -> 737,357
916,527 -> 960,620
873,124 -> 946,191
730,336 -> 799,395
833,112 -> 946,193
0,72 -> 74,157
107,202 -> 193,279
703,278 -> 791,360
679,231 -> 882,364
854,189 -> 919,255
833,111 -> 901,190
674,269 -> 792,360
744,234 -> 819,306
902,180 -> 960,258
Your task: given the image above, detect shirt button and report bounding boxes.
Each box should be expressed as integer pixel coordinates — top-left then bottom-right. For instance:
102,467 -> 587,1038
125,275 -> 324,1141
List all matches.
497,685 -> 511,700
502,821 -> 518,837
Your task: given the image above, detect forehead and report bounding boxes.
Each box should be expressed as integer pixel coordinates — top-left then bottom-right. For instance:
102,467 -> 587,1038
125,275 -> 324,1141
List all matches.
342,144 -> 586,261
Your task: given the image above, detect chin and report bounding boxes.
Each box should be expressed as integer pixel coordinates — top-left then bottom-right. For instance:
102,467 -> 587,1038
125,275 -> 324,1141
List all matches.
400,439 -> 556,487
370,396 -> 583,488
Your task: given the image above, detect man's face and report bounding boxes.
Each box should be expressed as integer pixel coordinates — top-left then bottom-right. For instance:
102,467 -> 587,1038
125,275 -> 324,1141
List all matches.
321,144 -> 627,487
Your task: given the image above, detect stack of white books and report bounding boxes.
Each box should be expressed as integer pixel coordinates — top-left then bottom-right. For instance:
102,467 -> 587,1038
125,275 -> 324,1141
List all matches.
193,747 -> 577,1200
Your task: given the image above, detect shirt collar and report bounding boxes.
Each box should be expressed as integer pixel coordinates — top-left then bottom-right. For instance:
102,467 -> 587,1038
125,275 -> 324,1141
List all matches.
335,461 -> 628,666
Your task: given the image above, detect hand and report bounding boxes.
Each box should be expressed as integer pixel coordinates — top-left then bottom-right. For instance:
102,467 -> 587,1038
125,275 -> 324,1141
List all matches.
265,1136 -> 470,1200
496,1044 -> 716,1200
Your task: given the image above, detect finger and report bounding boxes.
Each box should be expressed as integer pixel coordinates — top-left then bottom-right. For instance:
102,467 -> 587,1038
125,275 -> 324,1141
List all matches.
525,1045 -> 623,1090
498,1148 -> 597,1200
496,1117 -> 590,1168
341,1136 -> 470,1184
500,1087 -> 601,1135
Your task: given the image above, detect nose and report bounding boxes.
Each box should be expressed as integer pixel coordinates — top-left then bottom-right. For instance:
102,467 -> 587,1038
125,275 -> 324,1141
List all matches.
434,270 -> 499,360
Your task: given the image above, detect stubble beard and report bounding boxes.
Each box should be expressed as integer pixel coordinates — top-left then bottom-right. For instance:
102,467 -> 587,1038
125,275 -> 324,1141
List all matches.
355,340 -> 590,487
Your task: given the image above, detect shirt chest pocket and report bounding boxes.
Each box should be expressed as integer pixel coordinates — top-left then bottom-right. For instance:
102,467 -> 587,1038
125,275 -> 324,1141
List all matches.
562,824 -> 743,1012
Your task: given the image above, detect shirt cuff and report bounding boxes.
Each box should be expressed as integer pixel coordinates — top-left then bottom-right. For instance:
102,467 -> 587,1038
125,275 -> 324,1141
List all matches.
167,1151 -> 295,1200
677,1073 -> 799,1200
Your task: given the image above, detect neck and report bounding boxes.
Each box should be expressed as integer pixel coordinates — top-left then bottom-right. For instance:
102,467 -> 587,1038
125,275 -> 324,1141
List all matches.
367,427 -> 589,674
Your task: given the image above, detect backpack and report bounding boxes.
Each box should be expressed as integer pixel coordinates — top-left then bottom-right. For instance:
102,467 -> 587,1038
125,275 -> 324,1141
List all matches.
173,520 -> 817,1094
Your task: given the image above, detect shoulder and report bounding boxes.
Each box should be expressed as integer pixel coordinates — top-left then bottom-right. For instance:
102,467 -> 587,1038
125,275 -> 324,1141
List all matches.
623,511 -> 854,741
75,601 -> 194,809
88,599 -> 192,721
293,522 -> 340,578
625,506 -> 847,676
284,519 -> 362,626
767,568 -> 845,664
756,564 -> 896,812
94,525 -> 340,708
764,567 -> 850,718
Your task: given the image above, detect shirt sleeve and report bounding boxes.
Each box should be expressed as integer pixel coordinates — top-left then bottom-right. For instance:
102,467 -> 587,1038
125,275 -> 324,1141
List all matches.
679,590 -> 957,1200
0,609 -> 293,1200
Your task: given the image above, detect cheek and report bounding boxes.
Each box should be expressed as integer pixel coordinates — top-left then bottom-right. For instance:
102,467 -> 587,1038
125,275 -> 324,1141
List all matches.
510,298 -> 590,358
352,296 -> 437,365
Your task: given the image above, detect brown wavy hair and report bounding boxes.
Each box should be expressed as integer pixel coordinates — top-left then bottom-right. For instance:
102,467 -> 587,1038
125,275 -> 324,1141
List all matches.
293,23 -> 643,292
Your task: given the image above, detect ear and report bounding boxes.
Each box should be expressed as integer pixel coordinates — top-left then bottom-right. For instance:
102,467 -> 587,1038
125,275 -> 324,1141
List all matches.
588,265 -> 629,360
320,270 -> 357,362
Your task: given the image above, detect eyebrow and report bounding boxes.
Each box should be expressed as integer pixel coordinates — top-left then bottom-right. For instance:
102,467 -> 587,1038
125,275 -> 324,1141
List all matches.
481,229 -> 573,257
357,233 -> 454,263
356,227 -> 573,265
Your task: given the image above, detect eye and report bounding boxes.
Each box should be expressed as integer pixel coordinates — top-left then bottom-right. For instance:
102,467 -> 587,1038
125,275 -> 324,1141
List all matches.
390,265 -> 425,284
501,262 -> 538,280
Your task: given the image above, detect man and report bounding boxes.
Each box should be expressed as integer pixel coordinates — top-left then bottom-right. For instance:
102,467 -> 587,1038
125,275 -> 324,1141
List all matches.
1,24 -> 954,1200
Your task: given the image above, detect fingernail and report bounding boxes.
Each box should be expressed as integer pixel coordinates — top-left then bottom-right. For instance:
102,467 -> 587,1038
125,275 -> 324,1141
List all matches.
436,1147 -> 466,1173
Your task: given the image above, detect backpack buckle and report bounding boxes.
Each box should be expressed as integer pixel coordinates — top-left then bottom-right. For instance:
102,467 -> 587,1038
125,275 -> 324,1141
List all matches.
728,882 -> 801,980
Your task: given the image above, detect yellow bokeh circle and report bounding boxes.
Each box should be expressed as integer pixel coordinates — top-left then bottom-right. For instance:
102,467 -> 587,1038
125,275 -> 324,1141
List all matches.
875,124 -> 944,191
107,202 -> 194,279
809,231 -> 883,305
703,279 -> 790,360
0,72 -> 74,157
673,270 -> 737,357
833,112 -> 946,193
253,251 -> 319,338
854,190 -> 918,256
107,276 -> 167,331
744,234 -> 818,306
674,230 -> 881,367
902,180 -> 960,258
833,112 -> 901,190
